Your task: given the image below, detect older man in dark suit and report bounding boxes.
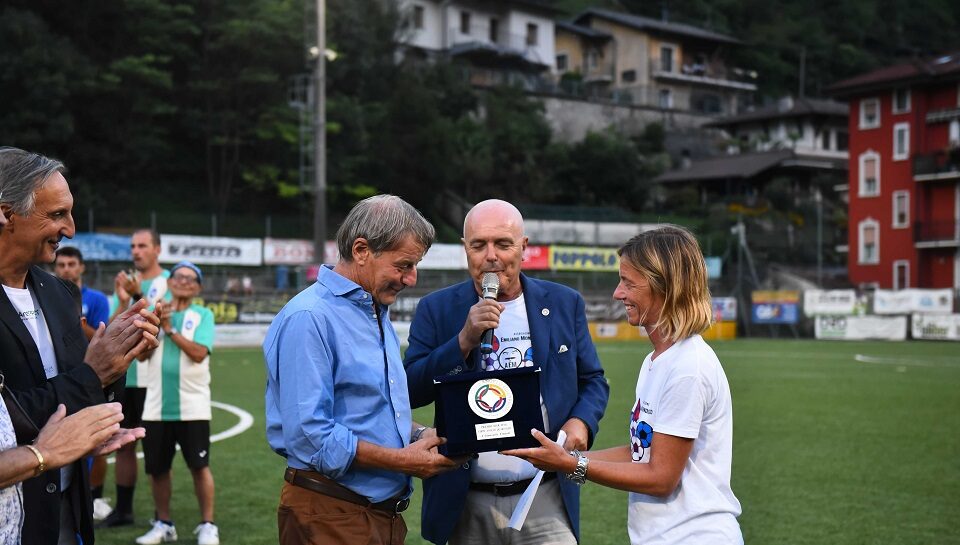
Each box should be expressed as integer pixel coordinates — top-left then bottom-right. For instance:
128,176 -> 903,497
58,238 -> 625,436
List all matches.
0,147 -> 160,545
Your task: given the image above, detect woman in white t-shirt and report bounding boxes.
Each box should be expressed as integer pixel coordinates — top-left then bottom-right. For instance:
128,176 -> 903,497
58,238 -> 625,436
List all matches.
505,225 -> 742,544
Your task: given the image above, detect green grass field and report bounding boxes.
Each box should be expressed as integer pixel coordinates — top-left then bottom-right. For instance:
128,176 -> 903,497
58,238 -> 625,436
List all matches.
93,339 -> 960,545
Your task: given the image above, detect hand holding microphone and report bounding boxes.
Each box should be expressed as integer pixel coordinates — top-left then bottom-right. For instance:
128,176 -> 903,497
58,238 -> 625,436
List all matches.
479,273 -> 499,354
456,272 -> 503,359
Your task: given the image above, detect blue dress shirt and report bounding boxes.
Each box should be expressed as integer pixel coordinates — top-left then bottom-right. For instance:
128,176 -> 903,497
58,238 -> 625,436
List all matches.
263,265 -> 412,502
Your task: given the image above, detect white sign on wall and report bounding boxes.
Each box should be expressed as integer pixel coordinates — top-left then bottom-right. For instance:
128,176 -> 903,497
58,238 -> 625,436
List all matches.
160,235 -> 263,266
263,238 -> 315,265
803,289 -> 856,316
874,289 -> 953,315
911,313 -> 960,341
815,315 -> 907,341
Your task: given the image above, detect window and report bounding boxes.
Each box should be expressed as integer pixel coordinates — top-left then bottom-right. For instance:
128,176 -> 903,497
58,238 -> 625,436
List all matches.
892,190 -> 909,228
659,89 -> 673,109
526,23 -> 538,46
892,88 -> 910,114
821,130 -> 831,150
893,260 -> 909,289
586,51 -> 598,69
460,11 -> 470,34
660,45 -> 675,72
489,18 -> 499,42
859,151 -> 880,196
950,120 -> 960,147
837,130 -> 849,151
621,69 -> 636,83
858,219 -> 880,264
893,122 -> 910,161
556,53 -> 568,72
860,97 -> 880,129
413,5 -> 424,30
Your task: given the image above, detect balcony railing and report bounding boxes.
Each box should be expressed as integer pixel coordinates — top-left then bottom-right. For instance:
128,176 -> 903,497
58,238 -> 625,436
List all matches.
913,149 -> 960,180
649,57 -> 757,91
914,220 -> 960,244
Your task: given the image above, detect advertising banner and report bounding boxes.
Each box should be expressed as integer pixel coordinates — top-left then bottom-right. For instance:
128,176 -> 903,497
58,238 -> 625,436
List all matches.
711,297 -> 737,321
874,289 -> 953,315
550,246 -> 619,272
803,289 -> 857,316
160,234 -> 263,266
60,233 -> 131,261
522,245 -> 550,270
419,243 -> 468,270
751,290 -> 800,324
815,315 -> 908,340
911,313 -> 960,341
263,238 -> 314,265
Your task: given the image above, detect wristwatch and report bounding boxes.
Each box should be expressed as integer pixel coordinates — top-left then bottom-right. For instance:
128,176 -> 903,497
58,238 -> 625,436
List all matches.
166,327 -> 178,337
412,426 -> 428,442
566,449 -> 589,485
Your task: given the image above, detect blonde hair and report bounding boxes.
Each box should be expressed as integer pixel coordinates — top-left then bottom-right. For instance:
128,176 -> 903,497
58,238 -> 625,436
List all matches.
618,225 -> 713,342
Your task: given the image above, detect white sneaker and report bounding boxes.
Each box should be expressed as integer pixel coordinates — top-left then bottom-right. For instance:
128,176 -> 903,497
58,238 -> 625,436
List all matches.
135,520 -> 178,544
194,522 -> 220,545
92,498 -> 112,521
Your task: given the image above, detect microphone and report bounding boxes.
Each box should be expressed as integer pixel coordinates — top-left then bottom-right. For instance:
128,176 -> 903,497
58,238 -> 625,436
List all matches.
479,272 -> 499,355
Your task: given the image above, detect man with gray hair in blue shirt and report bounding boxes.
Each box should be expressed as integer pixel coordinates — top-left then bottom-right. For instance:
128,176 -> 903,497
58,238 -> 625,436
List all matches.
263,195 -> 466,545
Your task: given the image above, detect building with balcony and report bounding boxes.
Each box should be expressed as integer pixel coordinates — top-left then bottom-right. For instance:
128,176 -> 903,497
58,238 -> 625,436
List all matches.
397,0 -> 559,88
828,53 -> 960,290
567,8 -> 757,115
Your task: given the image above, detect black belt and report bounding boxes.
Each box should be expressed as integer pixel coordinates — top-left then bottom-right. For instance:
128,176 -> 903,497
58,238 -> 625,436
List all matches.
284,468 -> 410,515
469,472 -> 556,497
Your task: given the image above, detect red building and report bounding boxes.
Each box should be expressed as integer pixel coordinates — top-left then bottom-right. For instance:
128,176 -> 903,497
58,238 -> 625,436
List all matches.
829,54 -> 960,290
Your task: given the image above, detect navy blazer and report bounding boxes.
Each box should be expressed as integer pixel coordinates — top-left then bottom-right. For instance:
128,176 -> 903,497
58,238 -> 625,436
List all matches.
0,266 -> 118,545
404,274 -> 609,545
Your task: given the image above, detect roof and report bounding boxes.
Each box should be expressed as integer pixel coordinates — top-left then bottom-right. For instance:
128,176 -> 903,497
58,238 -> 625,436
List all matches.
704,97 -> 848,128
574,8 -> 741,45
448,41 -> 549,70
827,52 -> 960,96
555,21 -> 613,40
654,149 -> 845,184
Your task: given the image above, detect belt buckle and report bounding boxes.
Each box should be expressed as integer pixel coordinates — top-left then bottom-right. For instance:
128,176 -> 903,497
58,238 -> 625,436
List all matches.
493,481 -> 517,496
394,497 -> 410,514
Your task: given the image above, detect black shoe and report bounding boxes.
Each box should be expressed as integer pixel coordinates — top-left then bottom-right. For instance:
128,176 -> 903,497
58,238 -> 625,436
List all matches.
96,510 -> 134,528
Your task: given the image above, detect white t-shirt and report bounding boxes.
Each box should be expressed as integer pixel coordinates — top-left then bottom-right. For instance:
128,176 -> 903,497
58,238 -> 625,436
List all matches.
627,335 -> 742,545
2,285 -> 73,492
471,293 -> 550,483
3,286 -> 58,379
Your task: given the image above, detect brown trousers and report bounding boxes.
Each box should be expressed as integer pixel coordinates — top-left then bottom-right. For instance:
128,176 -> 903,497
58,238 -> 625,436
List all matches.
278,482 -> 407,545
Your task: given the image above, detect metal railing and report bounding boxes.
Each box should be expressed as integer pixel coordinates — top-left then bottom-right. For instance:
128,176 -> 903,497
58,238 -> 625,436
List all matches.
913,150 -> 960,179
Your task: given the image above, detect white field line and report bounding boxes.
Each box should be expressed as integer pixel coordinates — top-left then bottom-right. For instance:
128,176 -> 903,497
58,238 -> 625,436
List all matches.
106,400 -> 255,463
853,354 -> 953,368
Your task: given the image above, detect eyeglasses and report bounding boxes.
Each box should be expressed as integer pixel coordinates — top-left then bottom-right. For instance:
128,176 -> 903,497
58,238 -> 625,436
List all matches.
171,274 -> 199,284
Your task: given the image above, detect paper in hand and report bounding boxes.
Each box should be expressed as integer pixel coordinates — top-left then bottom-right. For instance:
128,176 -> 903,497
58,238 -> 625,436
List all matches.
508,429 -> 567,531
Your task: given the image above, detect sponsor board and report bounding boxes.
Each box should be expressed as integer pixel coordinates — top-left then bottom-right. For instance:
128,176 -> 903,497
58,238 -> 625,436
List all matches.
160,234 -> 263,266
803,289 -> 856,317
61,233 -> 132,261
815,315 -> 908,340
712,297 -> 737,321
911,313 -> 960,341
550,246 -> 619,271
522,245 -> 550,270
874,289 -> 953,315
263,238 -> 315,265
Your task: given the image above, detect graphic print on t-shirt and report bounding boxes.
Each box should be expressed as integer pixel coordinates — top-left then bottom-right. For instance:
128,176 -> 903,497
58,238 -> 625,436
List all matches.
630,398 -> 654,462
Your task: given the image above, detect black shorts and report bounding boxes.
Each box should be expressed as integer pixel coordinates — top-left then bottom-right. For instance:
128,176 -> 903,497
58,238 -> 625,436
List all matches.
141,420 -> 211,475
120,387 -> 147,428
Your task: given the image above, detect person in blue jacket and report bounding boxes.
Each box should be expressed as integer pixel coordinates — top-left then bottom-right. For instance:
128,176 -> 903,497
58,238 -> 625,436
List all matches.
404,199 -> 609,545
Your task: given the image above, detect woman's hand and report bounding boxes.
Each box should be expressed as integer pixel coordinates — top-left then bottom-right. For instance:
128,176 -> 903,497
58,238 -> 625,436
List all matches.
501,429 -> 578,474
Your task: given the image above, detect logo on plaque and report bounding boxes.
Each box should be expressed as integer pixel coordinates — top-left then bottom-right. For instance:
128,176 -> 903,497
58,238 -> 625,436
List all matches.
467,378 -> 514,420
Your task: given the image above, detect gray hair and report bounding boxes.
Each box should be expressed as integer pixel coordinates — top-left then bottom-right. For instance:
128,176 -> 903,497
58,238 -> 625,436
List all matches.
336,194 -> 435,261
0,147 -> 65,216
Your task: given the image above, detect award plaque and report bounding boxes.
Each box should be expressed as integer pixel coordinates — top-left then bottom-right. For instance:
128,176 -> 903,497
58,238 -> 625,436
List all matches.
433,366 -> 545,456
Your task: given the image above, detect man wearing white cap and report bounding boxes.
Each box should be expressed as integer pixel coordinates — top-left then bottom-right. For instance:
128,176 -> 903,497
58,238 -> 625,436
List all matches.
135,261 -> 219,545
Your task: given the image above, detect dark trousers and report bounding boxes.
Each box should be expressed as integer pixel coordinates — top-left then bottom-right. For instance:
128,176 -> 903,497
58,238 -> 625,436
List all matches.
277,482 -> 407,545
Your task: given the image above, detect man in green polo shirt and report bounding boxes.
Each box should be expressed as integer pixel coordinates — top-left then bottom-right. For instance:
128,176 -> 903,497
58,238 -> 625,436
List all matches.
136,261 -> 219,545
99,228 -> 172,528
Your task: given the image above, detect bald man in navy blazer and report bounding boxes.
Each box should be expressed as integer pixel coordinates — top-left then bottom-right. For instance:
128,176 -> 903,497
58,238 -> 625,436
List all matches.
405,200 -> 609,545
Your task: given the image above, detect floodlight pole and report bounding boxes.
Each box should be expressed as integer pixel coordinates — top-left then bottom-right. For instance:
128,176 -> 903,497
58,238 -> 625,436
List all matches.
815,188 -> 823,287
313,0 -> 327,263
